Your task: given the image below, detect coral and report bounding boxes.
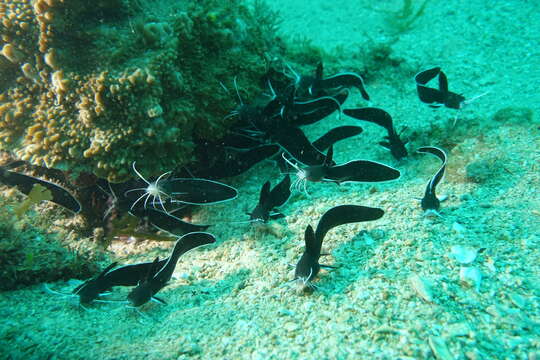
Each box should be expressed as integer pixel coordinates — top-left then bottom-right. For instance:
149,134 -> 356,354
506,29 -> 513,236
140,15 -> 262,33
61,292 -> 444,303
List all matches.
0,0 -> 280,181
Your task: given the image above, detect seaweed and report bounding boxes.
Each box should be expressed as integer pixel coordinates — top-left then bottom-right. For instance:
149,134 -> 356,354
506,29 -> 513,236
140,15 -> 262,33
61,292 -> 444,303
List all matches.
14,184 -> 53,218
0,200 -> 97,290
382,0 -> 430,34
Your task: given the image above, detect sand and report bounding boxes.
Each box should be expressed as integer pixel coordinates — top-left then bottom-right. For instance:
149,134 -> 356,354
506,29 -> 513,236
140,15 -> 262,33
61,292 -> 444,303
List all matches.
1,0 -> 539,359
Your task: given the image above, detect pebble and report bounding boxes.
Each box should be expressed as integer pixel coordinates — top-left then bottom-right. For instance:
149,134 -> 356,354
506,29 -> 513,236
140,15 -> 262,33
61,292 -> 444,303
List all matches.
452,222 -> 466,234
445,322 -> 470,337
283,321 -> 300,333
460,266 -> 482,292
508,293 -> 526,309
428,336 -> 454,360
409,273 -> 435,303
449,245 -> 478,264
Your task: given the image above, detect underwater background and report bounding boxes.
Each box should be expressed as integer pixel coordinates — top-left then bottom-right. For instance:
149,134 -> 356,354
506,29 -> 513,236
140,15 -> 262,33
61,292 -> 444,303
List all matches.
0,0 -> 539,359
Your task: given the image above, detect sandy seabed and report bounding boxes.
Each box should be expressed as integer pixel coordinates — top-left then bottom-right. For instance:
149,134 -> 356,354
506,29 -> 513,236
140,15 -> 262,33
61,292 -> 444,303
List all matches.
1,0 -> 539,359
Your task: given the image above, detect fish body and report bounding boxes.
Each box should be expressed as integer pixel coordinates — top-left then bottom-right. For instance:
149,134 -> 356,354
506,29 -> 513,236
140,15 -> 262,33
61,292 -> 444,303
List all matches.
127,232 -> 215,306
343,107 -> 408,160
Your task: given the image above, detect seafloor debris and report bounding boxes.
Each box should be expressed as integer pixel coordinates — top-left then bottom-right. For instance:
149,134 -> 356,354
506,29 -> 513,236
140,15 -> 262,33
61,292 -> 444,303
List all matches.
459,266 -> 482,292
428,335 -> 454,360
448,245 -> 481,265
408,273 -> 435,303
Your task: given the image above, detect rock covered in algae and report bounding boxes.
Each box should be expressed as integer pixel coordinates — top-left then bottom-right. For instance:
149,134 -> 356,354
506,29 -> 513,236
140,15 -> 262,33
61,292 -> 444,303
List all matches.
0,194 -> 99,290
0,0 -> 279,181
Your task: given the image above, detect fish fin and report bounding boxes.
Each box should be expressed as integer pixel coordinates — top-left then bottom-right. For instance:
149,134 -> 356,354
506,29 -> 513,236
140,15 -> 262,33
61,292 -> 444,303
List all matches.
145,257 -> 161,281
304,225 -> 320,256
269,212 -> 285,220
258,181 -> 271,207
320,264 -> 338,269
315,62 -> 323,80
379,141 -> 391,149
269,174 -> 291,208
324,146 -> 334,167
438,70 -> 449,94
97,262 -> 118,279
152,296 -> 167,305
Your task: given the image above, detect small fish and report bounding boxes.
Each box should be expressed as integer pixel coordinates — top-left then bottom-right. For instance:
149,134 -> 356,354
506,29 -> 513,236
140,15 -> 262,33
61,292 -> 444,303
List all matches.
290,89 -> 349,126
0,165 -> 81,213
71,262 -> 121,304
415,67 -> 465,109
283,146 -> 401,194
343,107 -> 408,160
295,205 -> 384,288
130,207 -> 210,235
274,126 -> 363,173
161,178 -> 238,206
73,260 -> 175,305
417,146 -> 447,213
248,175 -> 291,223
312,125 -> 363,152
125,162 -> 239,213
192,144 -> 280,179
127,232 -> 216,306
324,158 -> 401,184
272,125 -> 328,166
307,62 -> 370,101
262,79 -> 343,127
72,258 -> 174,305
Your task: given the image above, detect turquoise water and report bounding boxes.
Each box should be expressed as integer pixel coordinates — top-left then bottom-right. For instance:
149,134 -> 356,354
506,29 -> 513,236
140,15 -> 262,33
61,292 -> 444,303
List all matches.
0,0 -> 539,359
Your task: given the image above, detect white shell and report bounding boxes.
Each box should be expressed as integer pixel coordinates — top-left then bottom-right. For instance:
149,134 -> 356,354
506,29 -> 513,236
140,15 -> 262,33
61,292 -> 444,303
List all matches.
428,336 -> 454,360
460,266 -> 482,292
449,245 -> 478,264
409,273 -> 435,303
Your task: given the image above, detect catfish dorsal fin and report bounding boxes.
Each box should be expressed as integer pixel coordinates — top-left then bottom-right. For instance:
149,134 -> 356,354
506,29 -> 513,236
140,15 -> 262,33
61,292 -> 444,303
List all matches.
258,181 -> 271,206
268,174 -> 291,209
144,257 -> 161,281
97,262 -> 118,279
315,62 -> 323,80
304,225 -> 320,256
438,70 -> 449,94
324,146 -> 334,167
